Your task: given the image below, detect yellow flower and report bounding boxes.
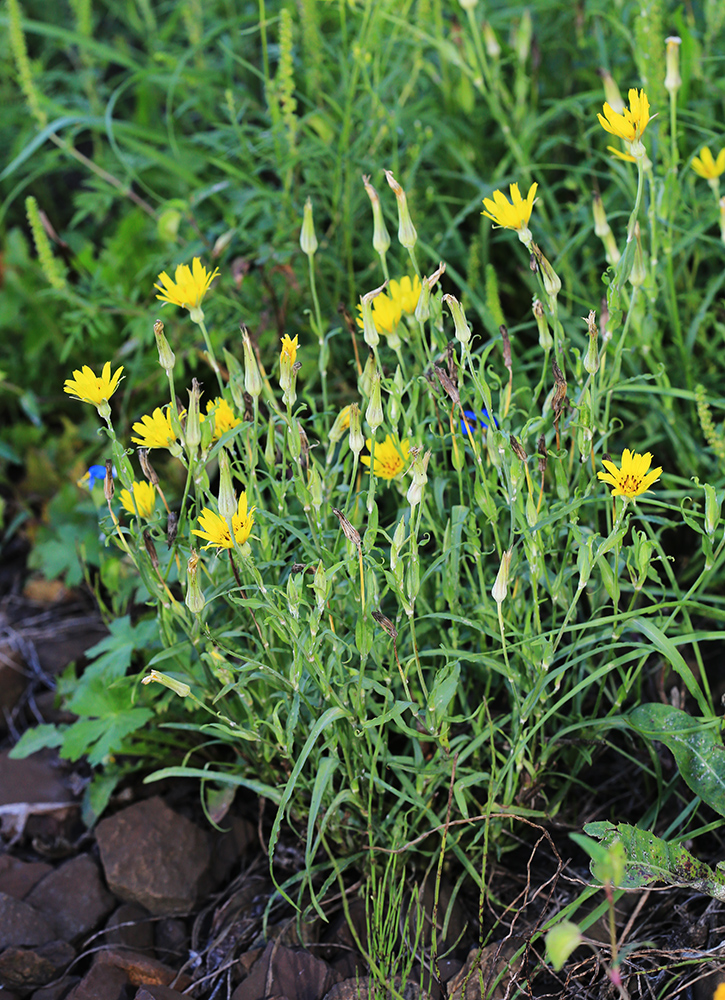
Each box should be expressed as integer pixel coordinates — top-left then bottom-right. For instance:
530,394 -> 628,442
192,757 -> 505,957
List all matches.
191,491 -> 256,550
131,407 -> 177,449
597,88 -> 651,144
280,334 -> 299,365
154,257 -> 219,313
597,448 -> 662,500
63,362 -> 123,408
482,182 -> 538,233
713,983 -> 725,1000
119,481 -> 156,519
389,275 -> 422,315
691,146 -> 725,180
360,435 -> 410,481
205,397 -> 241,440
607,145 -> 637,163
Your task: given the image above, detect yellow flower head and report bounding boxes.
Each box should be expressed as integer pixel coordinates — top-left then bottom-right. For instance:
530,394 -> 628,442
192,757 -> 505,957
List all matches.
280,334 -> 299,365
598,88 -> 651,144
389,275 -> 422,315
360,435 -> 410,481
119,480 -> 156,519
191,491 -> 256,550
131,406 -> 178,450
154,258 -> 219,314
482,182 -> 538,233
205,397 -> 241,440
63,362 -> 124,408
691,146 -> 725,181
597,448 -> 662,500
713,983 -> 725,1000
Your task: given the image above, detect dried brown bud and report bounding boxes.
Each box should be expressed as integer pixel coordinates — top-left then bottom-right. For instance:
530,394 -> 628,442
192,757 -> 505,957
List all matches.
332,508 -> 362,548
584,310 -> 598,338
166,511 -> 178,547
446,341 -> 458,385
530,252 -> 538,273
510,436 -> 527,462
291,563 -> 307,575
138,447 -> 159,486
104,460 -> 114,503
434,366 -> 460,405
243,392 -> 254,422
298,425 -> 310,474
500,325 -> 512,373
552,360 -> 567,417
537,436 -> 548,474
143,530 -> 159,570
371,609 -> 398,640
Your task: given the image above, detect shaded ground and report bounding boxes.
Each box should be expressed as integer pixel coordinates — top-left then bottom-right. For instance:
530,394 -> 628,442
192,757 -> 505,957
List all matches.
1,570 -> 725,999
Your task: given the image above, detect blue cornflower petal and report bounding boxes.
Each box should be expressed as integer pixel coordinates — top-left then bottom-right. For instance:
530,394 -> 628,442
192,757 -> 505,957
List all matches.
459,409 -> 498,434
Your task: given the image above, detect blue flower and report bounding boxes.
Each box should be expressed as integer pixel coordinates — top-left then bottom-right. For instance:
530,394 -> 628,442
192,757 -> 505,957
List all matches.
77,464 -> 114,490
460,409 -> 498,435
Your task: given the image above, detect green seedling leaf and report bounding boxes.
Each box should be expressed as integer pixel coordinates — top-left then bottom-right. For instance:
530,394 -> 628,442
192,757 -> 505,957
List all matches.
627,704 -> 725,816
583,821 -> 725,900
82,616 -> 159,683
545,920 -> 582,971
9,724 -> 64,759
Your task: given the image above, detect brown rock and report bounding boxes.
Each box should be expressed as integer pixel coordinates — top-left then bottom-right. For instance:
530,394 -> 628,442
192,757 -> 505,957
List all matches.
232,941 -> 341,1000
105,903 -> 155,954
95,797 -> 210,915
0,751 -> 75,806
154,917 -> 187,964
0,892 -> 55,949
0,856 -> 53,900
96,948 -> 192,990
26,854 -> 116,942
0,940 -> 75,990
135,987 -> 189,1000
66,961 -> 128,1000
31,975 -> 80,1000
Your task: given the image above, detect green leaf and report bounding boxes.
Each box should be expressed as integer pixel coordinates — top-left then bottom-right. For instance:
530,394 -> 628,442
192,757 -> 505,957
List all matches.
60,708 -> 154,766
583,821 -> 725,900
545,920 -> 582,971
628,618 -> 711,716
8,724 -> 64,759
82,616 -> 158,683
627,704 -> 725,816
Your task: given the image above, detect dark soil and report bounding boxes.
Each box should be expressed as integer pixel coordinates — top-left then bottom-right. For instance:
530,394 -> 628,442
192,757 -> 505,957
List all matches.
1,574 -> 725,1000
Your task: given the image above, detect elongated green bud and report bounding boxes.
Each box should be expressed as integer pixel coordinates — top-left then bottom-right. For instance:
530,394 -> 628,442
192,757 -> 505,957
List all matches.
349,403 -> 365,457
142,668 -> 192,697
384,170 -> 417,249
492,548 -> 512,604
300,196 -> 318,256
365,369 -> 384,433
185,379 -> 202,452
442,293 -> 471,346
242,327 -> 262,399
360,281 -> 387,349
362,175 -> 391,256
184,551 -> 206,615
153,319 -> 176,374
218,449 -> 237,520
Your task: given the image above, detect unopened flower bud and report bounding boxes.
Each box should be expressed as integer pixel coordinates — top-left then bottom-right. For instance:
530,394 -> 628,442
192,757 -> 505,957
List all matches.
513,9 -> 532,64
360,282 -> 387,349
598,68 -> 624,114
329,405 -> 352,445
143,529 -> 159,570
704,483 -> 721,537
300,197 -> 318,257
242,327 -> 263,399
217,449 -> 237,520
358,351 -> 376,397
384,170 -> 417,249
362,176 -> 391,256
366,369 -> 384,433
583,310 -> 600,375
185,379 -> 202,451
153,320 -> 176,374
592,193 -> 621,266
332,507 -> 362,548
308,464 -> 323,511
184,551 -> 205,614
312,560 -> 328,610
142,668 -> 191,698
533,245 -> 562,300
407,448 -> 431,509
349,403 -> 365,457
533,298 -> 553,351
482,21 -> 501,58
492,548 -> 513,604
442,293 -> 471,346
664,36 -> 682,96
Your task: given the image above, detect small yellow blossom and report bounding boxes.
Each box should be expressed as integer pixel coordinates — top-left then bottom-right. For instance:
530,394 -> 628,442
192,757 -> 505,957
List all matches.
389,275 -> 422,315
360,435 -> 410,481
131,407 -> 177,449
154,257 -> 219,313
691,146 -> 725,181
280,334 -> 299,365
206,397 -> 241,440
597,448 -> 662,500
191,491 -> 256,550
119,481 -> 156,519
597,88 -> 651,144
482,182 -> 538,233
63,362 -> 123,408
713,983 -> 725,1000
